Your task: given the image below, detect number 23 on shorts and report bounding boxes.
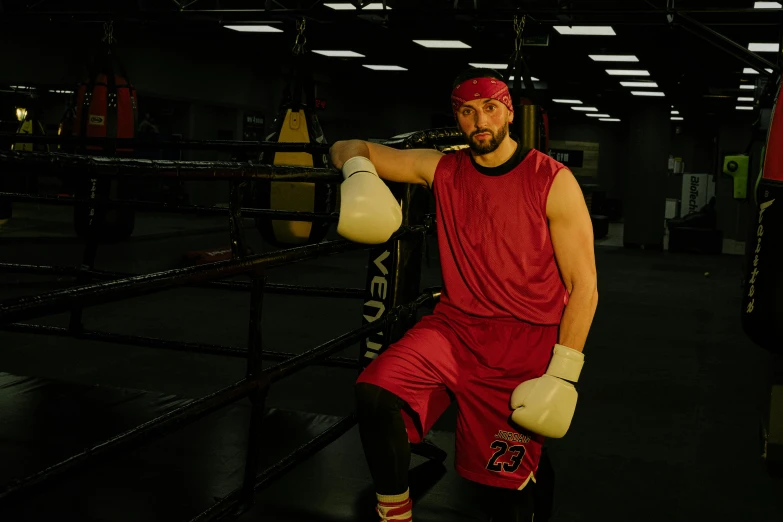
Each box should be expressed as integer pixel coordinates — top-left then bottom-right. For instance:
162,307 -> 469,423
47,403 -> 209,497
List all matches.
485,440 -> 527,473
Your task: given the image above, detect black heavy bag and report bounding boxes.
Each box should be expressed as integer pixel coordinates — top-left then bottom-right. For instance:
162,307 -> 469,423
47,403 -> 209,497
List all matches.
72,42 -> 138,241
509,49 -> 548,153
516,97 -> 549,153
541,104 -> 550,153
57,104 -> 78,193
58,103 -> 77,152
741,78 -> 783,354
254,56 -> 335,247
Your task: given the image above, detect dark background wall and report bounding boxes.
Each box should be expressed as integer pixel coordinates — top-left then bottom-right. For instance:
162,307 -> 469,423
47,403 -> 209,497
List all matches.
0,23 -> 760,244
547,115 -> 629,200
668,117 -> 758,242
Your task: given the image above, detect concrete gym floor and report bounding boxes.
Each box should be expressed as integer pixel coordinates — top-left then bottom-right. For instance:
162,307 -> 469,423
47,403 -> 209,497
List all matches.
0,203 -> 781,522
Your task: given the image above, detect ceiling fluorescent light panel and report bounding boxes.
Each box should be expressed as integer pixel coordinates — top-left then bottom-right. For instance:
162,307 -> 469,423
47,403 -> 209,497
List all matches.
363,65 -> 407,71
748,42 -> 780,52
606,69 -> 650,76
554,26 -> 616,36
589,54 -> 638,62
312,50 -> 365,57
620,81 -> 658,87
743,67 -> 776,74
225,25 -> 282,32
413,40 -> 471,48
469,63 -> 509,69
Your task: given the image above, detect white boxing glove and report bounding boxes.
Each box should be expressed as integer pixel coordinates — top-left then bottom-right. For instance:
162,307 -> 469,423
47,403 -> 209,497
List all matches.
336,156 -> 403,245
510,344 -> 585,439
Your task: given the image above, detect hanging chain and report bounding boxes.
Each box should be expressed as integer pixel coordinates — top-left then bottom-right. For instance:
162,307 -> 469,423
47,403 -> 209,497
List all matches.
172,0 -> 200,10
103,20 -> 115,44
511,14 -> 526,63
292,18 -> 307,55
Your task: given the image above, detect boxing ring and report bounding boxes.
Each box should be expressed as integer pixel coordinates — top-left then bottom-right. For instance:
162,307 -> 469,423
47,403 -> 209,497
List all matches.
0,131 -> 461,520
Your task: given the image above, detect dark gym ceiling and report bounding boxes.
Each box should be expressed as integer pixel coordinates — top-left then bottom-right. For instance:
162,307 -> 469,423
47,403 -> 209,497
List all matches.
1,0 -> 781,122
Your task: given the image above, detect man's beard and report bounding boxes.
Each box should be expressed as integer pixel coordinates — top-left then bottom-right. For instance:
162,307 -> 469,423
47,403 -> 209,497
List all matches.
463,122 -> 508,155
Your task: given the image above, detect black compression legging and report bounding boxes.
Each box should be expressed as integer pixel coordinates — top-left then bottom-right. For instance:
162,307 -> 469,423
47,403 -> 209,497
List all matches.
355,382 -> 411,495
354,382 -> 551,521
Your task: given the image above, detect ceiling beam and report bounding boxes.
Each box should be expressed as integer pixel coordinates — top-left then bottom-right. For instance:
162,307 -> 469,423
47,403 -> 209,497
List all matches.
675,12 -> 780,77
0,6 -> 780,24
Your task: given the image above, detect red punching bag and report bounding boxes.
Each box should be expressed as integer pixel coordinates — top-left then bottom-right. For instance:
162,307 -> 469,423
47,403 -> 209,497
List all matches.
74,72 -> 138,153
741,78 -> 783,353
72,33 -> 138,241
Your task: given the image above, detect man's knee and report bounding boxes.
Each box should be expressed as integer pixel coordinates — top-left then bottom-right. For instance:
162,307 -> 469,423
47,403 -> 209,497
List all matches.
355,382 -> 405,417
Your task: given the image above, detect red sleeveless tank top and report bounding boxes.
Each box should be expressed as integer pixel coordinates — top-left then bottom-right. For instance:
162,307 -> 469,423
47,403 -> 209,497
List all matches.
432,147 -> 569,325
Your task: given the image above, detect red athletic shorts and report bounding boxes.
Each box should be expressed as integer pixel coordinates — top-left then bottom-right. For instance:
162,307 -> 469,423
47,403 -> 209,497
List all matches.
356,303 -> 558,490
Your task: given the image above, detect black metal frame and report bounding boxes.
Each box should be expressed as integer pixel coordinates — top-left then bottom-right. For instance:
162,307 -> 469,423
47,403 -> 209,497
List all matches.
0,150 -> 340,182
1,3 -> 781,25
0,263 -> 363,297
673,12 -> 781,77
0,244 -> 437,507
0,133 -> 331,154
0,138 -> 442,519
0,134 -> 419,371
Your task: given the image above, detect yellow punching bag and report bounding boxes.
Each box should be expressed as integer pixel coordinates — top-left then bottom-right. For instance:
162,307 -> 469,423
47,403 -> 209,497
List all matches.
269,108 -> 320,243
13,118 -> 48,152
254,73 -> 335,247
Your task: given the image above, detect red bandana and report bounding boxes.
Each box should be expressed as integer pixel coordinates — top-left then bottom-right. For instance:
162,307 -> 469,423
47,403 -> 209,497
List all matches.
451,77 -> 513,118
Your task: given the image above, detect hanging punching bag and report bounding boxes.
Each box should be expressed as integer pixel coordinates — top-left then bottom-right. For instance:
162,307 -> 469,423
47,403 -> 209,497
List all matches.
12,115 -> 47,152
4,113 -> 46,218
58,103 -> 77,152
516,97 -> 549,152
540,105 -> 550,153
254,54 -> 335,247
72,38 -> 138,241
741,78 -> 783,354
57,103 -> 78,194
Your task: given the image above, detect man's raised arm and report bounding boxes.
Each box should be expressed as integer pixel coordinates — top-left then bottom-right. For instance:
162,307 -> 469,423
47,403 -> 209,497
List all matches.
330,139 -> 443,188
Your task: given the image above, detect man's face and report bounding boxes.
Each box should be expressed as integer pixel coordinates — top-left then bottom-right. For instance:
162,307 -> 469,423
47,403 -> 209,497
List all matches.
455,98 -> 513,155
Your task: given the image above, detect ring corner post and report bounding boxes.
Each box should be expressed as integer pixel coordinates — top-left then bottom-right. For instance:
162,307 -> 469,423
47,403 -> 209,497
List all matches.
358,182 -> 430,371
68,175 -> 107,336
238,265 -> 267,514
357,181 -> 446,462
229,179 -> 249,259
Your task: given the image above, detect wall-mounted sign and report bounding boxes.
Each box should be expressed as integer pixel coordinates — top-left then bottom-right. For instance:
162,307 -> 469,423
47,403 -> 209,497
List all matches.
548,140 -> 600,177
548,149 -> 584,167
243,111 -> 265,141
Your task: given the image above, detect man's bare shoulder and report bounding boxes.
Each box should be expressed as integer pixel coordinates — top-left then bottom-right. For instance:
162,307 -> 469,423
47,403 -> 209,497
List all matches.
415,148 -> 450,188
545,167 -> 585,220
